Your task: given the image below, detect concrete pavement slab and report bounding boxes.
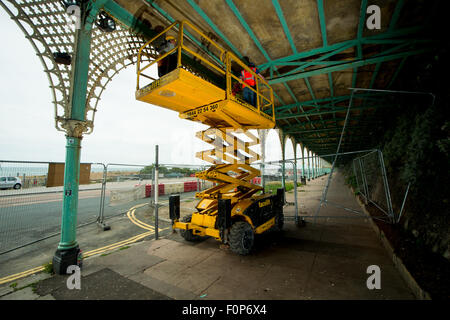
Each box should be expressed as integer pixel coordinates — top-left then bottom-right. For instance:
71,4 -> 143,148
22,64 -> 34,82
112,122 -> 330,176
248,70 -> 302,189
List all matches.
38,268 -> 171,300
129,272 -> 197,300
147,237 -> 217,268
81,241 -> 165,277
0,287 -> 39,300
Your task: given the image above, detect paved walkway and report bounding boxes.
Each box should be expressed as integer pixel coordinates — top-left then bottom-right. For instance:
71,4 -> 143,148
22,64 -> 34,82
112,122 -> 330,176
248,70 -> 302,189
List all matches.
0,172 -> 415,300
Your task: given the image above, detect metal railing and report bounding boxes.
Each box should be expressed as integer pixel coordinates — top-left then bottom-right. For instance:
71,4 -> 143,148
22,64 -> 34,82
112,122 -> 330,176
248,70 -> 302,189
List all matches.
136,20 -> 275,122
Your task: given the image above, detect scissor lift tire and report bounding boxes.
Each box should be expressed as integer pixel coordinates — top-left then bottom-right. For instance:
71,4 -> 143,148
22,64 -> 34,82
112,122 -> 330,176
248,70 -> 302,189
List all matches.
179,214 -> 201,242
273,212 -> 284,232
229,221 -> 254,255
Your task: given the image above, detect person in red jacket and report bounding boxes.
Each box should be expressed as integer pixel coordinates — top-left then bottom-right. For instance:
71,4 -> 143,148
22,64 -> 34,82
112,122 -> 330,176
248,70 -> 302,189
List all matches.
240,57 -> 264,107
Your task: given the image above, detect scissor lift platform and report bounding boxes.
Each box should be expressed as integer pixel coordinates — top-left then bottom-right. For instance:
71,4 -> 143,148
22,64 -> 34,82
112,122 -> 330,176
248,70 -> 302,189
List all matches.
136,68 -> 275,130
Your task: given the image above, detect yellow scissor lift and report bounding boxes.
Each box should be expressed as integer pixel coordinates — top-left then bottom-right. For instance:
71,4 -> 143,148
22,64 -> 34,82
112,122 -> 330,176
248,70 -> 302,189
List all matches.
136,21 -> 284,255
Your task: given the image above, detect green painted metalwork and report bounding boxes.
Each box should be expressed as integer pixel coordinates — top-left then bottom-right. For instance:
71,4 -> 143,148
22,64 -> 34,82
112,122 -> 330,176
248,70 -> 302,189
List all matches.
369,63 -> 382,89
144,1 -> 225,69
352,0 -> 368,89
268,48 -> 433,84
276,104 -> 392,120
224,0 -> 314,134
103,0 -> 150,34
258,26 -> 422,71
388,56 -> 407,88
294,132 -> 372,142
317,0 -> 327,47
275,92 -> 384,113
272,0 -> 297,53
133,1 -> 226,88
287,126 -> 381,138
226,0 -> 270,61
184,0 -> 288,105
282,117 -> 383,132
287,126 -> 367,135
186,0 -> 242,59
149,0 -> 433,156
303,77 -> 328,138
119,1 -> 433,156
57,1 -> 102,250
58,136 -> 82,250
145,0 -> 174,23
389,0 -> 405,32
69,3 -> 101,121
278,42 -> 356,79
354,0 -> 405,122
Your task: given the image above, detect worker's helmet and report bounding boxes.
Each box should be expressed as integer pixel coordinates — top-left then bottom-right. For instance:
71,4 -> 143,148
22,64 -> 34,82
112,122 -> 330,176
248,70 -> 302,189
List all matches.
166,35 -> 176,41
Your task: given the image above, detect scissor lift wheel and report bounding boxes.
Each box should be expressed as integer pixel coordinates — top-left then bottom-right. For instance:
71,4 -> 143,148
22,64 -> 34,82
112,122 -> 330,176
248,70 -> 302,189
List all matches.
229,221 -> 254,255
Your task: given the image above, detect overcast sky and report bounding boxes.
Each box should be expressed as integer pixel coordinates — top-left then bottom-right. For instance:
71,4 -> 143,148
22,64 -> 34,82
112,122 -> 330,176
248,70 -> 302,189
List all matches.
0,9 -> 291,167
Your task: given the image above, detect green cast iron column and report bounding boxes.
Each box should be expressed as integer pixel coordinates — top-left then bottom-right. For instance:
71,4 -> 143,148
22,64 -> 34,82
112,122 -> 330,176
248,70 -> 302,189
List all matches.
53,1 -> 102,274
58,136 -> 82,250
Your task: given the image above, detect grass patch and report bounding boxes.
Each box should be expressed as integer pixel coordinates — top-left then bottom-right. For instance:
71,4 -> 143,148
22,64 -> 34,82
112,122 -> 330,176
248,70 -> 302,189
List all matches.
20,282 -> 38,292
100,252 -> 112,257
42,262 -> 54,274
264,181 -> 304,194
9,281 -> 39,293
119,246 -> 130,251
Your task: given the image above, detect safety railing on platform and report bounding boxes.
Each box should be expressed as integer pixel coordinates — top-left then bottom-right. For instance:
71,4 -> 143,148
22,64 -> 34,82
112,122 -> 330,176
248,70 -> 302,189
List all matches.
136,20 -> 275,122
225,51 -> 274,119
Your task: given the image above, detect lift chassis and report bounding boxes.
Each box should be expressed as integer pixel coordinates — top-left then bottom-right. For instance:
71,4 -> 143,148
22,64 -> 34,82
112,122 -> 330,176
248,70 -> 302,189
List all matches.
169,171 -> 285,255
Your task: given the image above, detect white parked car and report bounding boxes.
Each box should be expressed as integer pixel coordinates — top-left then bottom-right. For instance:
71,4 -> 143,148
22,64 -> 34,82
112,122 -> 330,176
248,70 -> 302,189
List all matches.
0,176 -> 22,189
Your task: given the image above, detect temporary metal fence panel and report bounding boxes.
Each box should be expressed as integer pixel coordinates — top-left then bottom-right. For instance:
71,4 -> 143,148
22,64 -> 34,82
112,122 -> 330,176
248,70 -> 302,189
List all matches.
352,150 -> 395,222
97,163 -> 212,222
312,88 -> 434,224
158,164 -> 212,198
0,161 -> 103,255
150,163 -> 211,238
0,158 -> 218,255
259,160 -> 300,224
99,163 -> 151,223
303,149 -> 395,223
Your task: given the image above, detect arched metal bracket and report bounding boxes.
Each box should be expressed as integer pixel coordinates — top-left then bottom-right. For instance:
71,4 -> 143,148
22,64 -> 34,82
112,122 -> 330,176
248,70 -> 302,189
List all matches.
0,0 -> 154,135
